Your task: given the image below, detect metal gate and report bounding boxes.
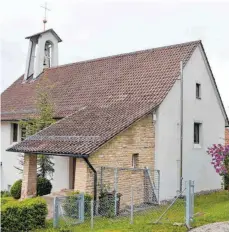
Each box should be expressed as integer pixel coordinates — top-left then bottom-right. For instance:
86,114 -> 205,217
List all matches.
53,193 -> 85,228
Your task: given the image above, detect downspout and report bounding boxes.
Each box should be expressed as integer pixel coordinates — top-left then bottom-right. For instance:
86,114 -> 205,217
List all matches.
179,61 -> 184,193
83,157 -> 97,202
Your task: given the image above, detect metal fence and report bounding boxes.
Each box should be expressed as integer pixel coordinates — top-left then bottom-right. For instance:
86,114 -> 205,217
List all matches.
97,166 -> 160,208
53,176 -> 195,231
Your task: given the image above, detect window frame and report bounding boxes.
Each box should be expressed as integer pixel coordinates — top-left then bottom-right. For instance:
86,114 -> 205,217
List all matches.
132,153 -> 139,168
196,83 -> 201,99
193,122 -> 202,147
11,123 -> 18,143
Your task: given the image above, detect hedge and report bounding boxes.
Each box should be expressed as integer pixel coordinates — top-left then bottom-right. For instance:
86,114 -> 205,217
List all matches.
1,197 -> 48,232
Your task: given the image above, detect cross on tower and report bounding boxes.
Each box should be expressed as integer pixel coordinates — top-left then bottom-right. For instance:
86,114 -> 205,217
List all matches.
41,2 -> 51,31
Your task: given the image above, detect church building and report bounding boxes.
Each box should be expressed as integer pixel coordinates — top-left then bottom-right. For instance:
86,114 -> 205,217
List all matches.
1,28 -> 228,202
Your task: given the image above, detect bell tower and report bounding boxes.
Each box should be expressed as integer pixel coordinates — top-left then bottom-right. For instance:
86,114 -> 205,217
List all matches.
24,29 -> 62,80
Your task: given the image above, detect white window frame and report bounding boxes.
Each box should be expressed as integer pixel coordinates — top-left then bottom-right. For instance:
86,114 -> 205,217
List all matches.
196,82 -> 201,99
11,123 -> 19,144
193,121 -> 203,149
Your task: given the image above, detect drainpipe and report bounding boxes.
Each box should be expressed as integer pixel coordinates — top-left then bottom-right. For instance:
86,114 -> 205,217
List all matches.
83,157 -> 97,202
180,60 -> 184,193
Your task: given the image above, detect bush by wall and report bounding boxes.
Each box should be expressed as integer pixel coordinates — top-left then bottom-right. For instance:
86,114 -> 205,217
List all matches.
1,197 -> 48,232
10,177 -> 52,199
10,179 -> 22,199
37,177 -> 52,196
224,175 -> 229,190
0,191 -> 11,198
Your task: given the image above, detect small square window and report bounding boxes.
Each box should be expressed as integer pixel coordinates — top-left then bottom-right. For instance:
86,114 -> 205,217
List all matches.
194,122 -> 201,144
132,153 -> 139,168
12,123 -> 18,142
196,83 -> 201,99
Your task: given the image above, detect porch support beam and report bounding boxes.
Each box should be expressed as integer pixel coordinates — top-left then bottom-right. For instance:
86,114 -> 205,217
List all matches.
21,153 -> 37,199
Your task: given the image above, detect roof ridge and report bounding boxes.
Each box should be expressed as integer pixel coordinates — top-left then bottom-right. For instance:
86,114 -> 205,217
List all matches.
47,40 -> 201,71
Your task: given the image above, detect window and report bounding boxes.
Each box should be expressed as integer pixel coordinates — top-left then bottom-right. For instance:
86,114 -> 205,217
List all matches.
12,123 -> 18,142
21,126 -> 26,141
194,122 -> 201,144
132,153 -> 139,168
196,83 -> 201,99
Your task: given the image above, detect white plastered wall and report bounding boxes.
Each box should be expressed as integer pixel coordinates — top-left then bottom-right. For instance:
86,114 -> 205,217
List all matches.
155,45 -> 225,201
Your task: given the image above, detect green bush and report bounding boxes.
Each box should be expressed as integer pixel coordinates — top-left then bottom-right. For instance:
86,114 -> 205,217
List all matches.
0,191 -> 11,198
1,197 -> 47,232
63,191 -> 92,218
10,177 -> 52,199
10,179 -> 22,199
1,197 -> 15,206
224,175 -> 229,190
37,177 -> 52,196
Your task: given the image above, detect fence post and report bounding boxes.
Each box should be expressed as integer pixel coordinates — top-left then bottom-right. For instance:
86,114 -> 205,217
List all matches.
91,200 -> 94,229
53,197 -> 59,228
157,170 -> 160,204
79,193 -> 85,223
130,186 -> 134,224
185,180 -> 191,229
191,181 -> 195,221
114,168 -> 118,216
101,167 -> 103,193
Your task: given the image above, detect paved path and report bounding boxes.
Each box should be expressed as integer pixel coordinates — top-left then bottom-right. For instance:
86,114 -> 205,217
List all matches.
191,222 -> 229,232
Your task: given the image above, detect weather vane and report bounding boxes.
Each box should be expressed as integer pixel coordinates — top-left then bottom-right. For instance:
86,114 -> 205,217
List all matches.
41,2 -> 50,31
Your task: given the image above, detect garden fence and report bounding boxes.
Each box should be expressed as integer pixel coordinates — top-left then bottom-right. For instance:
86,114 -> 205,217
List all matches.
53,172 -> 195,230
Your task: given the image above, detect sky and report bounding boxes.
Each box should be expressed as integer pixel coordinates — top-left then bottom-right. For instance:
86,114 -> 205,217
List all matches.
0,0 -> 228,114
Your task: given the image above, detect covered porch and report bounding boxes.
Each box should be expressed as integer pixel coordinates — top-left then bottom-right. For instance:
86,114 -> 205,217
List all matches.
18,153 -> 97,201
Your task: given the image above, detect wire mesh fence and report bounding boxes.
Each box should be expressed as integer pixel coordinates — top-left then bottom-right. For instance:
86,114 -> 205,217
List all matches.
53,167 -> 194,231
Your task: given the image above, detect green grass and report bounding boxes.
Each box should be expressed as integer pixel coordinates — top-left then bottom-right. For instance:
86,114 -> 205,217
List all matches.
36,191 -> 229,232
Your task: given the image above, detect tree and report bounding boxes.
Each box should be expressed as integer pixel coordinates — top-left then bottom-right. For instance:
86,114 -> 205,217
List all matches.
207,144 -> 229,190
15,77 -> 55,179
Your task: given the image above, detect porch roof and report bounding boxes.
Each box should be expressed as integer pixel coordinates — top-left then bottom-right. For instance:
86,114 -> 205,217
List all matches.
7,101 -> 154,156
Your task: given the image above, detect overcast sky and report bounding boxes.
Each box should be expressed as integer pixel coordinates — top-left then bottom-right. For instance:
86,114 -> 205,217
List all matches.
0,0 -> 228,114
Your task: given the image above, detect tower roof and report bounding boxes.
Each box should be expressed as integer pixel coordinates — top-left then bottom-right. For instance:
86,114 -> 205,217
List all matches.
25,28 -> 62,42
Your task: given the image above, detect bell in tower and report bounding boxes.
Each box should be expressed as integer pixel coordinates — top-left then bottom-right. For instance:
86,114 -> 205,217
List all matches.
24,29 -> 62,81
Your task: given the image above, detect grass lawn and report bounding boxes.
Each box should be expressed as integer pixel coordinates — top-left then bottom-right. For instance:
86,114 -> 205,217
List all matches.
37,191 -> 229,232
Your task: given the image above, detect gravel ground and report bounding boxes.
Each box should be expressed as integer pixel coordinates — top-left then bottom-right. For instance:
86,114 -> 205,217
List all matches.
191,222 -> 229,232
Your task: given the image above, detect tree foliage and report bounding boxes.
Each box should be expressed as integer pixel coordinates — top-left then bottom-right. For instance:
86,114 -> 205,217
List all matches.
207,144 -> 229,176
15,77 -> 55,179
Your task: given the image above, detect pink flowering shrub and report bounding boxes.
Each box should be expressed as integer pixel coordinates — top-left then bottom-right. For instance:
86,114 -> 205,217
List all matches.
207,144 -> 229,176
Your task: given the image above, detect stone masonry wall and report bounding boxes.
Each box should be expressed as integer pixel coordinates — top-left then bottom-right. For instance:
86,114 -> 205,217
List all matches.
74,114 -> 155,207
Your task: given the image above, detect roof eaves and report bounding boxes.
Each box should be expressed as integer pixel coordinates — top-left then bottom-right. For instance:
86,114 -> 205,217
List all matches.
198,42 -> 229,126
25,29 -> 62,42
6,147 -> 89,158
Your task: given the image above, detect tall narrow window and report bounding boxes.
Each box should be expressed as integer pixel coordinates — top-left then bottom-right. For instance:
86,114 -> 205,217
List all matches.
196,83 -> 201,99
12,123 -> 18,142
132,153 -> 139,168
21,126 -> 26,141
194,122 -> 201,144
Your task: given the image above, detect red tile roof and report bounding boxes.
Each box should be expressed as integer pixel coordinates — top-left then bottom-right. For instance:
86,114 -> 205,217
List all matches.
7,102 -> 154,155
1,40 -> 199,121
4,40 -> 201,155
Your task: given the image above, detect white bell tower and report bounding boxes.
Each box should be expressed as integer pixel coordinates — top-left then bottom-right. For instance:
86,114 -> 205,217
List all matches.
24,29 -> 62,80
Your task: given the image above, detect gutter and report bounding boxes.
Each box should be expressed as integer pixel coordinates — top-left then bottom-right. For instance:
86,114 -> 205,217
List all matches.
5,148 -> 89,159
83,157 -> 97,202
